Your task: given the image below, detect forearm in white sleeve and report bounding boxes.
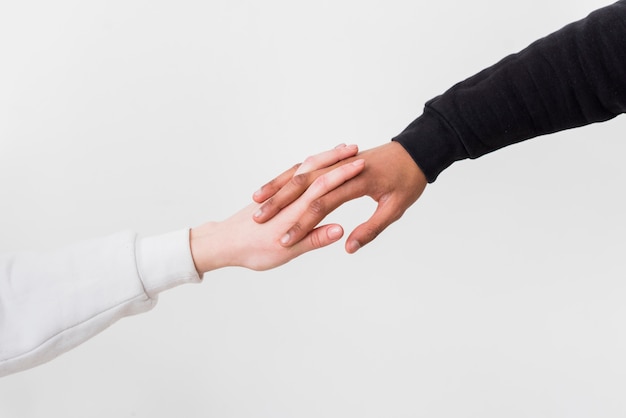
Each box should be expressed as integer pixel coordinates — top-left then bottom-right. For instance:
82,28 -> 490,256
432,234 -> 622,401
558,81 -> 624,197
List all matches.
0,229 -> 201,377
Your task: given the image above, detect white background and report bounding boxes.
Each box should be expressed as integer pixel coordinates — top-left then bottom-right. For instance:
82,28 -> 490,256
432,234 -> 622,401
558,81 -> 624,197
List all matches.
1,0 -> 625,417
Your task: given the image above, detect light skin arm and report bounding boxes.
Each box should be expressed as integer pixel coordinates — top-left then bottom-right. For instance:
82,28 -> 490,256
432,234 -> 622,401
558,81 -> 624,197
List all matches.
0,145 -> 362,378
189,144 -> 365,273
252,141 -> 427,253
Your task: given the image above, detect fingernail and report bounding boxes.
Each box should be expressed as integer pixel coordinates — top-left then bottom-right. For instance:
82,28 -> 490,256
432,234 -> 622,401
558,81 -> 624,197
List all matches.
280,233 -> 290,245
328,225 -> 342,239
352,159 -> 365,167
347,240 -> 361,253
254,208 -> 263,218
335,143 -> 347,149
347,144 -> 357,149
253,189 -> 262,198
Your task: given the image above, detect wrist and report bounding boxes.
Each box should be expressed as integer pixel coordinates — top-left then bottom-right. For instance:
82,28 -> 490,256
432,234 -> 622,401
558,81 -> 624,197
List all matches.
392,106 -> 468,183
189,221 -> 224,274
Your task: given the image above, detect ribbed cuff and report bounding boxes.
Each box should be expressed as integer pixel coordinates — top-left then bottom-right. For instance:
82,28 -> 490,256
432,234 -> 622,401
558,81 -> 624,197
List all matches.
392,106 -> 469,182
135,229 -> 201,298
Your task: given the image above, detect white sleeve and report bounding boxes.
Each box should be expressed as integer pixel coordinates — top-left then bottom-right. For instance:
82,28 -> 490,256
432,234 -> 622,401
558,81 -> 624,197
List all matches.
0,229 -> 201,377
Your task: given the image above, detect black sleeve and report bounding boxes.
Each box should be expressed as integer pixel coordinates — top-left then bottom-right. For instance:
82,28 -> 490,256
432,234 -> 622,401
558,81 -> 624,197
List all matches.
393,1 -> 626,182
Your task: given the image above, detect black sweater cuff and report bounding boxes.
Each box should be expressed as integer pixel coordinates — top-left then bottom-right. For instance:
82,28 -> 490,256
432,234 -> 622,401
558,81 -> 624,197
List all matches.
392,106 -> 469,183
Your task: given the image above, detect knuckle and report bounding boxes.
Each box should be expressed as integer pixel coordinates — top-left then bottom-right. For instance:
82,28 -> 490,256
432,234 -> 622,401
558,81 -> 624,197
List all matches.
266,178 -> 278,190
263,197 -> 275,210
290,173 -> 309,187
289,222 -> 303,236
364,223 -> 383,241
392,209 -> 406,222
378,193 -> 392,205
390,202 -> 409,222
308,198 -> 325,216
309,231 -> 323,249
311,174 -> 329,190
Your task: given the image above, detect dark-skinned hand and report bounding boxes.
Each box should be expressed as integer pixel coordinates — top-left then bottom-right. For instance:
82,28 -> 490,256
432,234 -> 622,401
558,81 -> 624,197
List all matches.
252,142 -> 427,253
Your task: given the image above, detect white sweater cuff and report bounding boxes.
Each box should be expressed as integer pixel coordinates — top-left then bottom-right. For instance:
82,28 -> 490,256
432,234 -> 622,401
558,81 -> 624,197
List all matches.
135,229 -> 202,298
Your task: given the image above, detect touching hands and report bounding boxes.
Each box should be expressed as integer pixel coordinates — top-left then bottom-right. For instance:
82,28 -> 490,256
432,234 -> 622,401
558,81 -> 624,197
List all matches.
189,144 -> 364,273
252,141 -> 427,253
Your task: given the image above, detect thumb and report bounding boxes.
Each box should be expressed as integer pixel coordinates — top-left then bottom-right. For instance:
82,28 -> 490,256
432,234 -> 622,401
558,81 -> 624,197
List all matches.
345,200 -> 399,253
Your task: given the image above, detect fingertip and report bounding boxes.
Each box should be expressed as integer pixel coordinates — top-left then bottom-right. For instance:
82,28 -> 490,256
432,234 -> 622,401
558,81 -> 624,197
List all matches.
327,224 -> 344,241
342,144 -> 359,158
346,239 -> 361,254
252,207 -> 264,222
252,188 -> 266,203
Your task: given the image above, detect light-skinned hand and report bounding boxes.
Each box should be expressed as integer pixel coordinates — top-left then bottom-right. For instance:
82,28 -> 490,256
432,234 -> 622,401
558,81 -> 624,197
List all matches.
189,144 -> 363,272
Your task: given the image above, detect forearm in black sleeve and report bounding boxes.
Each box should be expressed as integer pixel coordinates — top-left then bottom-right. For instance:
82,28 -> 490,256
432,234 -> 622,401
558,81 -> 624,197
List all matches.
393,0 -> 626,182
